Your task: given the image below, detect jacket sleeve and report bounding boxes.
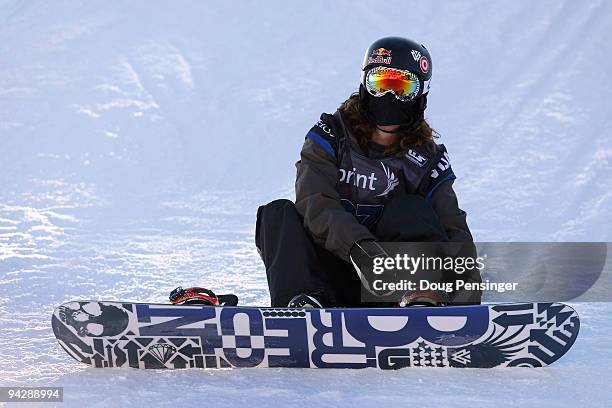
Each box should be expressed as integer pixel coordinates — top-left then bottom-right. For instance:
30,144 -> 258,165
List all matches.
419,144 -> 474,242
430,179 -> 474,242
426,150 -> 481,304
295,135 -> 376,261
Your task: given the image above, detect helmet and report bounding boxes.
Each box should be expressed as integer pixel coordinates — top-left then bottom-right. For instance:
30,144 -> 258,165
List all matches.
359,36 -> 432,129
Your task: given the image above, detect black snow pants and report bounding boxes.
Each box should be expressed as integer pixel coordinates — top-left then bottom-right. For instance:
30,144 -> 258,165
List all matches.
255,192 -> 471,307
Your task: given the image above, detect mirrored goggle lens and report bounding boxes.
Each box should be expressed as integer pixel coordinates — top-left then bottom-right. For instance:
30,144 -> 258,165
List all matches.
365,67 -> 421,101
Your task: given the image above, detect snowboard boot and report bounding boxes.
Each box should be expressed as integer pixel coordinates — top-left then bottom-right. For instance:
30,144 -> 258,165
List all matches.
287,294 -> 324,308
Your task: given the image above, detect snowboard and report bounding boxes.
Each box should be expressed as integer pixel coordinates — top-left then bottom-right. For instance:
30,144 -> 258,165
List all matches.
52,301 -> 580,369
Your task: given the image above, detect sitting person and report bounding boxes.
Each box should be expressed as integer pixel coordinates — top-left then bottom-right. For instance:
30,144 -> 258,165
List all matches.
256,36 -> 482,308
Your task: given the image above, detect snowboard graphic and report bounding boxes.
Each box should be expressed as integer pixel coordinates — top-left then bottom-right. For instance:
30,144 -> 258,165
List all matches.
52,301 -> 579,369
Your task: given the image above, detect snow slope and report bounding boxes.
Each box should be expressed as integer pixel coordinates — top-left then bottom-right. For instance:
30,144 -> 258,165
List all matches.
1,0 -> 611,406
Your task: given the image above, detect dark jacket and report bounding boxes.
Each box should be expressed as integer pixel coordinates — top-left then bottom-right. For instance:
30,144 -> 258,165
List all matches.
295,110 -> 474,262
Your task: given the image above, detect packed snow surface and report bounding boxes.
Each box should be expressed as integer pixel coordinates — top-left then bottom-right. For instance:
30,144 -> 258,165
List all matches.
1,1 -> 611,407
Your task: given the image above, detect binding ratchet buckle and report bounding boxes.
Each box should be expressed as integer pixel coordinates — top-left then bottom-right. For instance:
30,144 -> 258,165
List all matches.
169,287 -> 220,306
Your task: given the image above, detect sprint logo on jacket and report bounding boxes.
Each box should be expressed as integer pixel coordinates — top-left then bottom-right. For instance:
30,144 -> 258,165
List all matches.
339,167 -> 377,191
339,162 -> 398,197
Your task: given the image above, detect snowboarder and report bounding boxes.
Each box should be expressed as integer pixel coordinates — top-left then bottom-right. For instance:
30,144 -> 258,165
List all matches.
256,36 -> 482,308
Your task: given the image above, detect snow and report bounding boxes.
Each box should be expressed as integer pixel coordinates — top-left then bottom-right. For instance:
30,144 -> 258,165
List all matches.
1,0 -> 611,406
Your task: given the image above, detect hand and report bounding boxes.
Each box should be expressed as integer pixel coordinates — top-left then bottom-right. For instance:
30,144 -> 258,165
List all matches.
349,240 -> 393,296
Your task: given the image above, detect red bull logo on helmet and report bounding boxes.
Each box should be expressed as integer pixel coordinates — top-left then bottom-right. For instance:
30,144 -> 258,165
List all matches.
368,48 -> 392,65
372,48 -> 392,56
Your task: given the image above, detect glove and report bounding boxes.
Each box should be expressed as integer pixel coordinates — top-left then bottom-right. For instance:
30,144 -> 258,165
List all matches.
349,240 -> 393,296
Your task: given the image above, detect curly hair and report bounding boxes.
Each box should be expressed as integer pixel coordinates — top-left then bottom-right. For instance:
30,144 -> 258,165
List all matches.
339,93 -> 438,156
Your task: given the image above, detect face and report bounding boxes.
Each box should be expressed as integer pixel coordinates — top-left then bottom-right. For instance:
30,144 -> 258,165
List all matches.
376,124 -> 401,133
363,89 -> 422,127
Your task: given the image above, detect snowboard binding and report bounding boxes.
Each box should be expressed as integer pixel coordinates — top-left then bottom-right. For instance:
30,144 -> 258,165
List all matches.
169,287 -> 238,306
398,290 -> 447,307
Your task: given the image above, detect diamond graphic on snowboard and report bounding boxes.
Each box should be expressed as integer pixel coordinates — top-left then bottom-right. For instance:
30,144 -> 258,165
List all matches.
148,343 -> 177,364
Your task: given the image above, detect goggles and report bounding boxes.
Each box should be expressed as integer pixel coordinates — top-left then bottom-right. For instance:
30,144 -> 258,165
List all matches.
364,66 -> 421,102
